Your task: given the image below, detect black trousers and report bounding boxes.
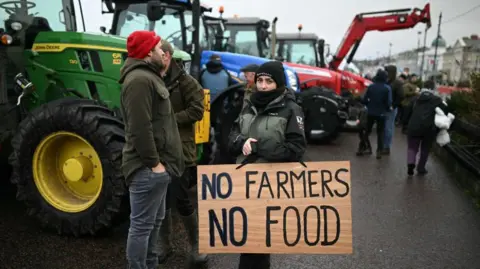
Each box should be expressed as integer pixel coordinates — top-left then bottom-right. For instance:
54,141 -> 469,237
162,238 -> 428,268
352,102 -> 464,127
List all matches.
357,128 -> 370,152
365,115 -> 386,152
165,166 -> 195,216
238,254 -> 270,269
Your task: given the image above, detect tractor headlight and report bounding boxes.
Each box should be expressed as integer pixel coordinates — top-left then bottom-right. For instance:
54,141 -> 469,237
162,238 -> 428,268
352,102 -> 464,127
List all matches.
11,22 -> 22,31
285,69 -> 298,91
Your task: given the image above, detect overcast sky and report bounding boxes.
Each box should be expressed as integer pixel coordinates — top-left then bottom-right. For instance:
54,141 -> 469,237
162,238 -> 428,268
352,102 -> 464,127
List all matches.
82,0 -> 479,59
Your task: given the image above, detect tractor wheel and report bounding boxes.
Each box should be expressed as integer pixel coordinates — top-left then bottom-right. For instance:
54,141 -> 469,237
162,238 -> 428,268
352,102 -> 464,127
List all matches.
9,97 -> 128,236
209,83 -> 245,164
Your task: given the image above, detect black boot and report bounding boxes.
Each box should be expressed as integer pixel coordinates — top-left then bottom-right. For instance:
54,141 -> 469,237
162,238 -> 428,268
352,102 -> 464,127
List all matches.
181,211 -> 208,264
407,164 -> 415,176
158,209 -> 173,264
382,148 -> 390,155
417,167 -> 428,175
356,142 -> 365,156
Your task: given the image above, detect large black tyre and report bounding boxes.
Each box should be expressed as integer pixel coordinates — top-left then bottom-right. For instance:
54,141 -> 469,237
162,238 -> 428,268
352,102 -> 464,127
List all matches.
298,86 -> 343,143
209,83 -> 245,164
9,97 -> 128,236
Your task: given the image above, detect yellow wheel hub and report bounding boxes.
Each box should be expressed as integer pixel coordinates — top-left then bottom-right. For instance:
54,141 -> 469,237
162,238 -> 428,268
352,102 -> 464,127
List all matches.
32,131 -> 103,213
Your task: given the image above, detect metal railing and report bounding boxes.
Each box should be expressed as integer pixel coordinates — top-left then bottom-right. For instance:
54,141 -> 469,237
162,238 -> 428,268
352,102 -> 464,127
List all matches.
444,118 -> 480,178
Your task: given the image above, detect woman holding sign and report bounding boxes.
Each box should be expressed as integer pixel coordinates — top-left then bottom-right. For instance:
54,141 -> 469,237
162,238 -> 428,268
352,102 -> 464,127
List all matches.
228,61 -> 307,269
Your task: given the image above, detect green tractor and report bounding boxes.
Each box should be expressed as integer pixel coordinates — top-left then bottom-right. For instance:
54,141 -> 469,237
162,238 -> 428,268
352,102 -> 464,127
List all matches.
0,0 -> 214,236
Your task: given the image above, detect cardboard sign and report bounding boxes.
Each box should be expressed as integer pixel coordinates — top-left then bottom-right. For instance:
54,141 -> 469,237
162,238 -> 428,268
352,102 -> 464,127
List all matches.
197,161 -> 352,254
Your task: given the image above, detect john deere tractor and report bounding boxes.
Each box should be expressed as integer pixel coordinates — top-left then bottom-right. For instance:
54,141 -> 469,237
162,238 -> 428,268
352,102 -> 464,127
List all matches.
0,0 -> 214,236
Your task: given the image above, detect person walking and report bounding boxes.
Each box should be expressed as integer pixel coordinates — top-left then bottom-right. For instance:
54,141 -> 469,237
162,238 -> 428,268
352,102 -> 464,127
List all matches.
228,61 -> 307,269
119,31 -> 184,269
355,104 -> 371,156
400,74 -> 420,132
155,41 -> 208,266
361,69 -> 392,159
403,80 -> 448,176
383,65 -> 405,154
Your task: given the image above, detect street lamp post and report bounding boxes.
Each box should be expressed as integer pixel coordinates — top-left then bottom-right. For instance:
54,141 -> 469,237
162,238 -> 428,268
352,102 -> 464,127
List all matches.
419,26 -> 429,80
416,31 -> 421,74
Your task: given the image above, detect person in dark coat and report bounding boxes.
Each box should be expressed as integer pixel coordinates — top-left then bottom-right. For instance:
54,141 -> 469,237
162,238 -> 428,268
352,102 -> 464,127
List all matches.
383,65 -> 405,154
119,31 -> 184,269
228,61 -> 307,269
355,105 -> 371,156
403,80 -> 448,175
361,69 -> 392,159
156,41 -> 208,265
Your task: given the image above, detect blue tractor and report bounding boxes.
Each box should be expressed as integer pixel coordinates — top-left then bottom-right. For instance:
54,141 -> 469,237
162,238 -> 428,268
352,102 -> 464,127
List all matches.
104,0 -> 301,164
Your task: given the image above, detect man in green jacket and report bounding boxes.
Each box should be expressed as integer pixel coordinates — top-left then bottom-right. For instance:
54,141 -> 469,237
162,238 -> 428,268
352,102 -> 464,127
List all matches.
119,31 -> 184,269
156,41 -> 208,265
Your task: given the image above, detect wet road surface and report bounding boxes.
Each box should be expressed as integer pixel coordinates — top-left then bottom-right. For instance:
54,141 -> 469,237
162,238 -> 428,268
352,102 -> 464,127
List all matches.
1,130 -> 480,269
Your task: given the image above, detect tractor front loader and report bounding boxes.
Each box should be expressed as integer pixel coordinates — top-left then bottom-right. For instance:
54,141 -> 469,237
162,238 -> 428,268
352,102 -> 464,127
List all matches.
0,0 -> 129,236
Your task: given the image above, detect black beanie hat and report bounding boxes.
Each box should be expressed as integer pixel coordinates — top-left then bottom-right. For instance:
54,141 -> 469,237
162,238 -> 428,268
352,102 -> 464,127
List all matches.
254,61 -> 286,88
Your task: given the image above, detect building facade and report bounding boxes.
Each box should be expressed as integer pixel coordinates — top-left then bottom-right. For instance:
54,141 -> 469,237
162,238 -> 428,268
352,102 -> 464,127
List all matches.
443,35 -> 480,82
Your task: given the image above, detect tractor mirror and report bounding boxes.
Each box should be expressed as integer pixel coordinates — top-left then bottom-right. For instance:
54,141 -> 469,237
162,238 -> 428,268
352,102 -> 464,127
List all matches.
147,1 -> 166,21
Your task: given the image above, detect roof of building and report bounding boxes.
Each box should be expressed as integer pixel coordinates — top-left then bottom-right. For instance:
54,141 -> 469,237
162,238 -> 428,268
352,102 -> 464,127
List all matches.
462,35 -> 480,50
431,36 -> 447,48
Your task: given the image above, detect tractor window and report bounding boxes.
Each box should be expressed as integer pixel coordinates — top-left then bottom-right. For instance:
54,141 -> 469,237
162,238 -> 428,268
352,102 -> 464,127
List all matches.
115,4 -> 185,50
0,0 -> 66,31
285,40 -> 317,66
223,26 -> 259,57
153,11 -> 183,49
184,11 -> 208,50
117,11 -> 149,37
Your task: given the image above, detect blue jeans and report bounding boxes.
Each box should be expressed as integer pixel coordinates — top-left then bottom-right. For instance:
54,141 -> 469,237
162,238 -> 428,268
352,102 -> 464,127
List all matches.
126,167 -> 171,269
384,107 -> 398,149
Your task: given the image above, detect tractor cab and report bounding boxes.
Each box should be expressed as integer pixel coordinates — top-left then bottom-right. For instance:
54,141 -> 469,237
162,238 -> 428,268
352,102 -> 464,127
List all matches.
274,25 -> 327,68
207,16 -> 271,58
105,0 -> 227,79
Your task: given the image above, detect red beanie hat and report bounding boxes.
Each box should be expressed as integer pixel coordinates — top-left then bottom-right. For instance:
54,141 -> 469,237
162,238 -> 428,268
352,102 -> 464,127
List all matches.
127,30 -> 161,59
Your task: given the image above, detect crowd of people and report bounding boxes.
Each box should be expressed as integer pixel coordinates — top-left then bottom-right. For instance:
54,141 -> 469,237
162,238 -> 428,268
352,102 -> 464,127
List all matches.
118,28 -> 453,269
119,30 -> 306,269
357,65 -> 449,176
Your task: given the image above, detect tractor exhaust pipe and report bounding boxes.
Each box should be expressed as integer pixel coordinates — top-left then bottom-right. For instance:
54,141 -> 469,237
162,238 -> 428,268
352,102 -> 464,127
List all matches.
318,39 -> 326,68
270,17 -> 278,59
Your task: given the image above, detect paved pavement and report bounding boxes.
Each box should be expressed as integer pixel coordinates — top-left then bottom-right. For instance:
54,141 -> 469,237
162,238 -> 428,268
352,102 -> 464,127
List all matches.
1,130 -> 480,269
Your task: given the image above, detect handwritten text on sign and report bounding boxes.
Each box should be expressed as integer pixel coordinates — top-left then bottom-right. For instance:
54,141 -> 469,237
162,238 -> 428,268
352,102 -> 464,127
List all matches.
197,161 -> 352,254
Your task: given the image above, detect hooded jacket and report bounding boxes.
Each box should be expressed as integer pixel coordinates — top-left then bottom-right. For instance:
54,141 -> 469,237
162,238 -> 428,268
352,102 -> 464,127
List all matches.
405,90 -> 448,138
119,58 -> 184,183
361,69 -> 392,117
385,65 -> 405,108
164,60 -> 205,167
228,88 -> 307,164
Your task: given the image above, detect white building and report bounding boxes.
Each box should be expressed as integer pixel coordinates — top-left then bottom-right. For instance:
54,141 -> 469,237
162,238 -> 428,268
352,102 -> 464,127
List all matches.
442,34 -> 480,82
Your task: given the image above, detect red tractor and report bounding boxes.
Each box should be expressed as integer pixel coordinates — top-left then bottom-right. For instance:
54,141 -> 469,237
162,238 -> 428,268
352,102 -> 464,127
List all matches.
274,4 -> 431,138
277,4 -> 432,96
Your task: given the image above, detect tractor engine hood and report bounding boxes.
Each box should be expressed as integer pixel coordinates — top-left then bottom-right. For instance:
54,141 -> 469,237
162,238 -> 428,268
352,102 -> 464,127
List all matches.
32,32 -> 128,53
201,50 -> 300,92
